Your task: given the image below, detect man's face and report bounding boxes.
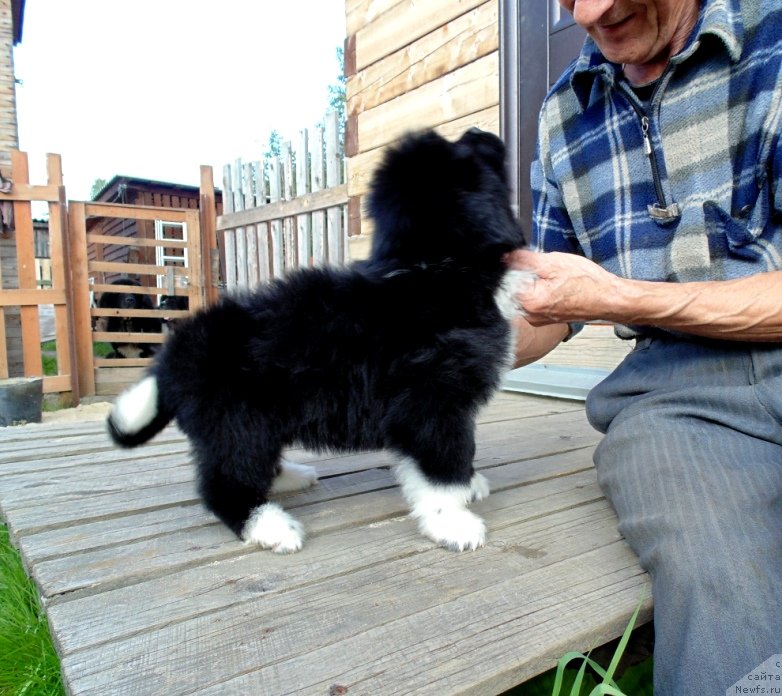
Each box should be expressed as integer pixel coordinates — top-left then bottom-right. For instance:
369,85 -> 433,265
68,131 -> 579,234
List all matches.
559,0 -> 699,70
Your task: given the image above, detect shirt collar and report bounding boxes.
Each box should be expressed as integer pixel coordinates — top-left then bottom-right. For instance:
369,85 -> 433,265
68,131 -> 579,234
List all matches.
569,0 -> 745,111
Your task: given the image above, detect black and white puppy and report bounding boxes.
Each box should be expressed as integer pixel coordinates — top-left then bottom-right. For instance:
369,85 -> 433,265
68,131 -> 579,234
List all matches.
107,128 -> 526,553
96,278 -> 162,358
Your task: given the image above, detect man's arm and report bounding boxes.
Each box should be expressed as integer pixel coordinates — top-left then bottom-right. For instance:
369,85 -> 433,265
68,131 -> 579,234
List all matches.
507,250 -> 782,342
510,317 -> 570,368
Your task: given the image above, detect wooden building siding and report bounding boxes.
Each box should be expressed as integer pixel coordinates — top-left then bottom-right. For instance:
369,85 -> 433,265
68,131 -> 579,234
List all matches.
86,178 -> 217,287
345,0 -> 500,258
0,0 -> 22,374
0,0 -> 18,171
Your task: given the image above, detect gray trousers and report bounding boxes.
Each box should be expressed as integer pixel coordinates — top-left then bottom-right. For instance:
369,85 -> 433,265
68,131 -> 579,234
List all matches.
586,335 -> 782,696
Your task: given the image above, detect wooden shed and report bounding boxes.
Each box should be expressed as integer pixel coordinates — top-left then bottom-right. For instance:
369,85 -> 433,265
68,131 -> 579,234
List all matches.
344,0 -> 630,374
87,176 -> 223,288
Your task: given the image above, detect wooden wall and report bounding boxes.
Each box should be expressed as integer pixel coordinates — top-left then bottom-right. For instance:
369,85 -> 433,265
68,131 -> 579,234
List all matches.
0,0 -> 20,374
345,0 -> 499,259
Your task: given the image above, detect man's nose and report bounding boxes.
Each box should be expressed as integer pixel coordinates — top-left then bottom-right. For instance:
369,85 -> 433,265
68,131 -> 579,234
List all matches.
569,0 -> 616,27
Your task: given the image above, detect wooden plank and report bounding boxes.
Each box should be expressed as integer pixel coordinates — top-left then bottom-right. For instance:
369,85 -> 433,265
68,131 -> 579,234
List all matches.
92,332 -> 164,343
184,209 -> 205,311
83,202 -> 192,222
223,230 -> 237,290
540,324 -> 632,371
268,157 -> 284,278
46,472 -> 607,660
347,106 -> 499,198
325,111 -> 344,264
86,233 -> 188,250
91,308 -> 189,319
358,51 -> 499,154
56,502 -> 640,696
311,123 -> 326,266
93,357 -> 154,368
295,129 -> 312,268
199,165 -> 220,305
281,141 -> 297,273
88,261 -> 189,277
345,0 -> 401,36
354,0 -> 487,71
42,374 -> 72,393
91,283 -> 181,298
0,182 -> 62,202
216,184 -> 348,231
12,151 -> 43,377
0,288 -> 67,306
347,1 -> 498,115
46,153 -> 77,397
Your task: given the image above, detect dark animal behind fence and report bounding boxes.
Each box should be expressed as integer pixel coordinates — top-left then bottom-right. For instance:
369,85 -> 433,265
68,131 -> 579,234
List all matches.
158,294 -> 190,335
97,278 -> 162,358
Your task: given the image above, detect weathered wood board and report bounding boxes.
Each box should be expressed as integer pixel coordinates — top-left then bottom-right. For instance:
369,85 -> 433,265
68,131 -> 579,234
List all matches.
0,391 -> 651,695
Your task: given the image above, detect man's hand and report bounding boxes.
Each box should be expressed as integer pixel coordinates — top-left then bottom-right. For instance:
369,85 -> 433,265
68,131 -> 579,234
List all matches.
505,249 -> 623,325
505,249 -> 782,342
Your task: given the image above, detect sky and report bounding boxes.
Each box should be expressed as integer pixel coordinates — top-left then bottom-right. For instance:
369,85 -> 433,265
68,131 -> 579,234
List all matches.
13,0 -> 347,201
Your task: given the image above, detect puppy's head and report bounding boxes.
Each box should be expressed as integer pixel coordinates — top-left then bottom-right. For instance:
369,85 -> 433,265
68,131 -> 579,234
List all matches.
367,128 -> 524,267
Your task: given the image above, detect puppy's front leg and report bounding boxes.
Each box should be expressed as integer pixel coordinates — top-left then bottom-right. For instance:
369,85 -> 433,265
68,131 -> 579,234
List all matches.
395,452 -> 489,552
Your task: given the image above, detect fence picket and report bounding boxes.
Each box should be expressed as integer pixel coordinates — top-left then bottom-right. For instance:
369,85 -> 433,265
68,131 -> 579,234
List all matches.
324,111 -> 344,266
296,129 -> 311,268
268,157 -> 284,279
219,114 -> 346,290
310,124 -> 326,267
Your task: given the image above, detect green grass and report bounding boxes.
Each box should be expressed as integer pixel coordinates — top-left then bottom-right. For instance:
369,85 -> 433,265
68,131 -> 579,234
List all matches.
0,525 -> 64,696
505,596 -> 652,696
40,341 -> 113,377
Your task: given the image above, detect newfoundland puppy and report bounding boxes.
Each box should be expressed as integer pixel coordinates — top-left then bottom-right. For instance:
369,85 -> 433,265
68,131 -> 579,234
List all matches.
108,128 -> 526,553
96,278 -> 162,358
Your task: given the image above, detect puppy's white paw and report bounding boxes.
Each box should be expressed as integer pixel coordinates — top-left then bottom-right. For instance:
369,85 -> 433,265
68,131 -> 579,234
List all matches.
469,472 -> 490,502
395,459 -> 487,551
494,269 -> 538,319
242,503 -> 304,553
416,507 -> 486,552
270,459 -> 318,494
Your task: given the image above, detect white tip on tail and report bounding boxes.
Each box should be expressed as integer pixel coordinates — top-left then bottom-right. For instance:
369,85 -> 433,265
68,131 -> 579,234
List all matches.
110,376 -> 159,436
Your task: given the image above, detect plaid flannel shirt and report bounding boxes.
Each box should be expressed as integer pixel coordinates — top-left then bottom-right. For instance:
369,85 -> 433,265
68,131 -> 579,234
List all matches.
531,0 -> 782,291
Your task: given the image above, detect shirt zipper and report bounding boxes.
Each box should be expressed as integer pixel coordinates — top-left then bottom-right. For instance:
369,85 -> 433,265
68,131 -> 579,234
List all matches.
619,72 -> 681,222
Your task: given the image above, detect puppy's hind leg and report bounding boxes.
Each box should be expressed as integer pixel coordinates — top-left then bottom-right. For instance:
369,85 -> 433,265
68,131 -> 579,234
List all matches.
194,435 -> 305,554
270,459 -> 318,495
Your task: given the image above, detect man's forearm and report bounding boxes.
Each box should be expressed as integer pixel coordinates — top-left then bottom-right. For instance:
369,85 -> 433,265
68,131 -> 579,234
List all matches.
511,318 -> 569,367
608,271 -> 782,342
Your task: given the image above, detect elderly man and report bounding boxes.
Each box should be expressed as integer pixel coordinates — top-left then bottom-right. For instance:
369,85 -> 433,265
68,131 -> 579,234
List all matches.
507,0 -> 782,693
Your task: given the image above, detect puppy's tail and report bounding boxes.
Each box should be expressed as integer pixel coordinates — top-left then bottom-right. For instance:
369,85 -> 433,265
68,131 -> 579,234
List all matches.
107,375 -> 173,447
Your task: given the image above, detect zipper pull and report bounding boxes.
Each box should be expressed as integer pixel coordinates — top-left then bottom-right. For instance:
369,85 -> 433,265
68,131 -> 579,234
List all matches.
641,116 -> 652,155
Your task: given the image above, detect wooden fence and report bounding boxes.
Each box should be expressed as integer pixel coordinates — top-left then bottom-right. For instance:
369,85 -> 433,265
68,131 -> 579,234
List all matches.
0,152 -> 76,397
218,111 -> 348,289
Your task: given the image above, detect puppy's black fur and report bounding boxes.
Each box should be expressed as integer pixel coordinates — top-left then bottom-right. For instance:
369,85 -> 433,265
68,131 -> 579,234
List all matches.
97,278 -> 162,358
108,128 -> 524,549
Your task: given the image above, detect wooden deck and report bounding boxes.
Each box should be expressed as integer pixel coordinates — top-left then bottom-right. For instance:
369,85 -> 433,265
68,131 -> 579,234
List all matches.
0,391 -> 651,696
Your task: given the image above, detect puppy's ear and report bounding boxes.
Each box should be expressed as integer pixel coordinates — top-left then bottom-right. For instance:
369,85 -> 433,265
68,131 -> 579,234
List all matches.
458,128 -> 507,177
453,143 -> 482,192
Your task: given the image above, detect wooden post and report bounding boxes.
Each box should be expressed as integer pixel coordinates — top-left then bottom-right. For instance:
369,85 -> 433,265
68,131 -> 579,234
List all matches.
67,201 -> 96,396
325,111 -> 345,264
199,165 -> 219,306
46,153 -> 79,401
12,151 -> 43,376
